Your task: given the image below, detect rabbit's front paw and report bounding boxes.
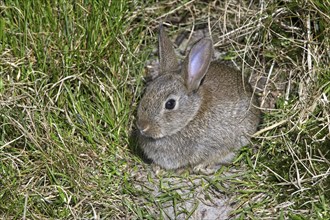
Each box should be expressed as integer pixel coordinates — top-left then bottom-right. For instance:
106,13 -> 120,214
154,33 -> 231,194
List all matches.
151,164 -> 163,175
193,164 -> 220,175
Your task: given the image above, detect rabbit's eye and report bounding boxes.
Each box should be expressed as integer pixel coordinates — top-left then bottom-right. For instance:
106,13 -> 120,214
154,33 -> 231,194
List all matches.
165,99 -> 176,110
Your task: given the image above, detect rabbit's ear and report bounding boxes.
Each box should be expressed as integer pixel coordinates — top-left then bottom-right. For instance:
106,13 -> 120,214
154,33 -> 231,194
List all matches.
158,24 -> 179,74
184,39 -> 213,92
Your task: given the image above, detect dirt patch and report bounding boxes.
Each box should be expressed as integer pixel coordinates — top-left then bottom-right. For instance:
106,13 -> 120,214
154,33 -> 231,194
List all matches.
131,166 -> 244,219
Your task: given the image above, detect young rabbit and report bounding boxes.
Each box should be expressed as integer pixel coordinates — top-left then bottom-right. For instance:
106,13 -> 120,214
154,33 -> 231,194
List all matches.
136,25 -> 260,174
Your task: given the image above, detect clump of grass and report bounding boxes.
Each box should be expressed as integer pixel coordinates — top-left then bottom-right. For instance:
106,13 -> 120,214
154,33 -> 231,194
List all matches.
240,1 -> 329,218
0,1 -> 149,218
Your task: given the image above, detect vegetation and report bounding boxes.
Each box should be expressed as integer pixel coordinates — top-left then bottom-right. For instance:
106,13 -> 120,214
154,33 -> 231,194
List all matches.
0,0 -> 329,219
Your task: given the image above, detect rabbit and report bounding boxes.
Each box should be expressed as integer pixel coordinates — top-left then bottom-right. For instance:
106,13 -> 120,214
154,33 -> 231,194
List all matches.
136,25 -> 260,174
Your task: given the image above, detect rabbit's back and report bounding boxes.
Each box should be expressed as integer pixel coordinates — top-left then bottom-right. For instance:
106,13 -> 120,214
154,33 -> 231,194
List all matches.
198,61 -> 260,143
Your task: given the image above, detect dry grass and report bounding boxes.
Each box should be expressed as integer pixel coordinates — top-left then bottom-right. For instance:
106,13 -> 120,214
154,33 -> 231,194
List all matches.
0,0 -> 329,219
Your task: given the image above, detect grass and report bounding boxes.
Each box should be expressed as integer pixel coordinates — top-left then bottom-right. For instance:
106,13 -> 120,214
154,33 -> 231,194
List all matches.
1,1 -> 148,218
1,0 -> 329,219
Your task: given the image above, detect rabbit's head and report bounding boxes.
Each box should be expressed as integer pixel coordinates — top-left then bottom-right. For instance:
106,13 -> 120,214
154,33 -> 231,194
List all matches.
137,25 -> 213,139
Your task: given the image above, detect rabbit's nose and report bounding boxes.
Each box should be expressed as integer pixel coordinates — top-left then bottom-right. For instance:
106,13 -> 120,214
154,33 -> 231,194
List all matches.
137,120 -> 150,133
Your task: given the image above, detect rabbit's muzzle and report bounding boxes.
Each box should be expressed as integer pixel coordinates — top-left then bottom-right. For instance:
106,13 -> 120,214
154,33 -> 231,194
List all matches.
136,119 -> 150,135
136,119 -> 163,139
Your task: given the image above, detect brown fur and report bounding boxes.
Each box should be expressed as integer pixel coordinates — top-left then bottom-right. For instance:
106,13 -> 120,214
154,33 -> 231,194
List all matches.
136,26 -> 260,174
